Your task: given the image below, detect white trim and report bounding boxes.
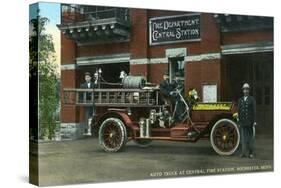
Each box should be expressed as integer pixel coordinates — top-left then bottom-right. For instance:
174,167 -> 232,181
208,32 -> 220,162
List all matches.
150,57 -> 168,64
130,58 -> 149,65
60,123 -> 85,140
221,42 -> 273,55
130,53 -> 221,65
185,53 -> 221,62
149,13 -> 201,21
61,64 -> 77,70
76,53 -> 130,66
130,57 -> 169,65
60,123 -> 81,129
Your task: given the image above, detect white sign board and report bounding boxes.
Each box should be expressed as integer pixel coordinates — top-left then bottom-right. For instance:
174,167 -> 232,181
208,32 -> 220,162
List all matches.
203,84 -> 217,103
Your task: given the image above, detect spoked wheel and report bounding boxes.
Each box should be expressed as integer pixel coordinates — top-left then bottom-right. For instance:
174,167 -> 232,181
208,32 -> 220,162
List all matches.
210,119 -> 240,156
99,118 -> 127,152
134,139 -> 152,147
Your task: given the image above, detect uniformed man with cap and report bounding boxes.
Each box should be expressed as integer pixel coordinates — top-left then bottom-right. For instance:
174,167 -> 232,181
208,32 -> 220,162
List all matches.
238,83 -> 257,158
159,70 -> 173,98
159,71 -> 186,122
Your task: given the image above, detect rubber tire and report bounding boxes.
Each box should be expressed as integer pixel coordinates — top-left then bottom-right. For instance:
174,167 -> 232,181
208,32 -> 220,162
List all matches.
134,139 -> 152,147
210,118 -> 240,156
99,118 -> 127,152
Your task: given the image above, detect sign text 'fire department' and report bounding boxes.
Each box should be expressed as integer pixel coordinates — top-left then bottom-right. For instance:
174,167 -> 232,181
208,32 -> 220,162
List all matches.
149,14 -> 201,45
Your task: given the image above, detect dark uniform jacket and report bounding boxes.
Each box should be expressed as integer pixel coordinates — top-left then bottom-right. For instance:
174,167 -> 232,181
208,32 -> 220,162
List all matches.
171,80 -> 183,92
238,96 -> 256,127
80,81 -> 96,101
160,80 -> 173,96
80,82 -> 96,89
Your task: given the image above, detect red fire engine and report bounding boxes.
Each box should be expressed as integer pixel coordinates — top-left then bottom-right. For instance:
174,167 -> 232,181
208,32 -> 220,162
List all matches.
63,69 -> 239,155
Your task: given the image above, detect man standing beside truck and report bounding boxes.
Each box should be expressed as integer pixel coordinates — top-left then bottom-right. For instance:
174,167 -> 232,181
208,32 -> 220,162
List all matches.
238,83 -> 257,159
80,72 -> 96,135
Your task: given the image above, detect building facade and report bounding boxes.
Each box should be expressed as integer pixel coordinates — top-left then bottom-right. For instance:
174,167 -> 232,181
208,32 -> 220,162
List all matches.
58,4 -> 273,139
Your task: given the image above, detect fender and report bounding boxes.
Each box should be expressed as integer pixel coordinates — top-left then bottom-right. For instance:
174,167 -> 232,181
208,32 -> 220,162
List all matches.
114,111 -> 135,129
95,111 -> 135,130
192,113 -> 234,142
206,113 -> 234,132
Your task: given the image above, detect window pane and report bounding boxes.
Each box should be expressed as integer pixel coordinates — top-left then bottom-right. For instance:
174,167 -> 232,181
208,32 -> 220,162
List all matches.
264,86 -> 270,95
254,63 -> 263,82
255,87 -> 262,105
264,63 -> 272,82
265,96 -> 270,105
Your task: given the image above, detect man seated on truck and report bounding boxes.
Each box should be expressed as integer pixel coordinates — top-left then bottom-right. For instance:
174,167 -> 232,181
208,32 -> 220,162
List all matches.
159,71 -> 173,104
159,71 -> 186,123
80,72 -> 97,135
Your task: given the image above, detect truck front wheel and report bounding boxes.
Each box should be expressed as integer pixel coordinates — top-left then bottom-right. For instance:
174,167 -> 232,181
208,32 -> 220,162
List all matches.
99,118 -> 127,152
210,118 -> 240,156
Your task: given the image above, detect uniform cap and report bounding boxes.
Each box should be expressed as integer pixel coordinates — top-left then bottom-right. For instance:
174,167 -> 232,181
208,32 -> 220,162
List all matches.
84,72 -> 91,76
242,83 -> 250,89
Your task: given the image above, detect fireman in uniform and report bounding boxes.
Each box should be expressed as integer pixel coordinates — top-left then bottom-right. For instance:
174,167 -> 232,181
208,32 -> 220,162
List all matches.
159,71 -> 172,98
159,71 -> 186,123
80,72 -> 97,135
238,83 -> 257,158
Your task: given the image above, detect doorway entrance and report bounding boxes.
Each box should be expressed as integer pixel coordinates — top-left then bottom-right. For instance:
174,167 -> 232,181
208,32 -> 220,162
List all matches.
78,62 -> 130,88
224,52 -> 273,133
168,57 -> 185,90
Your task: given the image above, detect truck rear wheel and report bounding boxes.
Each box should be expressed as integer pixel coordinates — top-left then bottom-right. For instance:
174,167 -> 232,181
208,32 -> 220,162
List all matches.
210,119 -> 240,156
99,118 -> 127,152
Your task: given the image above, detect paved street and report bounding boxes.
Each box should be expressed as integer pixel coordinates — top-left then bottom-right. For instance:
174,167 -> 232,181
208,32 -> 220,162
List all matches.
30,135 -> 273,186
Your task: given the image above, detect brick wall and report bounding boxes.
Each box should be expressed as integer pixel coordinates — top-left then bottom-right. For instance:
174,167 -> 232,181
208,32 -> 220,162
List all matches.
222,30 -> 273,45
148,63 -> 169,84
129,9 -> 149,59
130,64 -> 148,78
186,59 -> 221,100
60,33 -> 79,123
61,34 -> 76,65
77,42 -> 129,57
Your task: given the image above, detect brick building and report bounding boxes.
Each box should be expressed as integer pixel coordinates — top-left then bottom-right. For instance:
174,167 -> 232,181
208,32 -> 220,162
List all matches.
58,4 -> 273,139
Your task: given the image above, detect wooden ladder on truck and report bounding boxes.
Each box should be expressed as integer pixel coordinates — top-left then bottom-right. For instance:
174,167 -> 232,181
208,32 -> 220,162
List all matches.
63,88 -> 161,107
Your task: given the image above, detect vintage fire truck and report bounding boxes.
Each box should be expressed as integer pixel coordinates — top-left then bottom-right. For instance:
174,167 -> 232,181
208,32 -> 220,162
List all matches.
63,70 -> 240,156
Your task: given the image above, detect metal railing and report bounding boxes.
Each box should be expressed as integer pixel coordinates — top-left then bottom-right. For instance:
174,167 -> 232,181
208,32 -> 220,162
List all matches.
84,8 -> 129,21
62,5 -> 129,23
